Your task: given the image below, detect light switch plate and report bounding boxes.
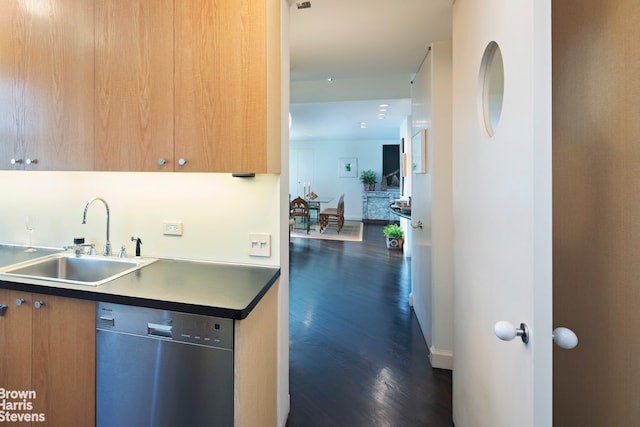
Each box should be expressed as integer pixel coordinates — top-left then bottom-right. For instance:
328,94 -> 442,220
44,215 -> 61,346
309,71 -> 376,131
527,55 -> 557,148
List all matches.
163,221 -> 183,236
248,233 -> 271,257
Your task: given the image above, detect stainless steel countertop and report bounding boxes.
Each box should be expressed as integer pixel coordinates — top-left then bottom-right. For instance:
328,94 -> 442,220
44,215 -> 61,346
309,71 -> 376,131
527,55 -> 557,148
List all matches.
0,245 -> 280,319
0,244 -> 63,268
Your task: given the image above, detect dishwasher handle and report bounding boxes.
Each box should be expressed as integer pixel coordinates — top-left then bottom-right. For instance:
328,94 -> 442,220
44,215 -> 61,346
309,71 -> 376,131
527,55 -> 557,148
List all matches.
148,323 -> 173,338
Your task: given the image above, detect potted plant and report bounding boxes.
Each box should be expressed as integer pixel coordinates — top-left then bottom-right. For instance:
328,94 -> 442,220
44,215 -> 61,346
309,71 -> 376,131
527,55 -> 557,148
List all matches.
383,223 -> 404,249
360,169 -> 377,191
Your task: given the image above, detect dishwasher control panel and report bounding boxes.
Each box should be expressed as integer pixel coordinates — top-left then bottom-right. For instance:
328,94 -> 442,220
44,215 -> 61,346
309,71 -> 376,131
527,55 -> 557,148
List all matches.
97,302 -> 233,350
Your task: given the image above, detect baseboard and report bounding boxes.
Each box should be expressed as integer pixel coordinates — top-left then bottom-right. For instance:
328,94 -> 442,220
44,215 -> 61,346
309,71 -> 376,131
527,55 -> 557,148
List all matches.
429,346 -> 453,370
279,393 -> 290,427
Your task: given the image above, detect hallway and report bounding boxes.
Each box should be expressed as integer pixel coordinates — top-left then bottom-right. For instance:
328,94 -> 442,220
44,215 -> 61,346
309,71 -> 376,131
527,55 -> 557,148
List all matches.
286,224 -> 453,426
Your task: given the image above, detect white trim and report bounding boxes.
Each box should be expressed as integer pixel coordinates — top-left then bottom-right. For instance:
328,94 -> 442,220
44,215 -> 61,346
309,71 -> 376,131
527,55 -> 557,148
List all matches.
279,393 -> 290,427
429,346 -> 453,370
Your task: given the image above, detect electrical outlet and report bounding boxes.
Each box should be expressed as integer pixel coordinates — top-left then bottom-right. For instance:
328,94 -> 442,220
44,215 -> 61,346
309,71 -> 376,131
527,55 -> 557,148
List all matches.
163,221 -> 183,236
248,233 -> 271,257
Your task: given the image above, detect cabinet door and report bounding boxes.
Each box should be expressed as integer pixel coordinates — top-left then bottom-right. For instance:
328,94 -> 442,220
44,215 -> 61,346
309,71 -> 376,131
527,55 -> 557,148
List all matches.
0,0 -> 95,171
0,290 -> 32,394
95,0 -> 174,171
175,0 -> 268,172
32,295 -> 95,427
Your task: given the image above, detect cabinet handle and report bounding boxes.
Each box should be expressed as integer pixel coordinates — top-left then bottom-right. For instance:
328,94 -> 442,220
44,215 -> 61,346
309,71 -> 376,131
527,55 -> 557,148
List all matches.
10,158 -> 23,165
34,300 -> 45,309
26,158 -> 38,165
158,158 -> 166,166
178,158 -> 186,166
15,298 -> 26,306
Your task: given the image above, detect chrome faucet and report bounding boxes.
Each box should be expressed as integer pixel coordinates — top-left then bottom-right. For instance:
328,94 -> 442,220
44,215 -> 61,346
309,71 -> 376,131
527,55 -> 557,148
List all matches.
82,197 -> 112,256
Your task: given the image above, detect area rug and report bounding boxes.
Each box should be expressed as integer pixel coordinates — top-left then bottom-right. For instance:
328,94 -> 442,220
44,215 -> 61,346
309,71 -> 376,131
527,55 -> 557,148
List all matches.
291,221 -> 363,242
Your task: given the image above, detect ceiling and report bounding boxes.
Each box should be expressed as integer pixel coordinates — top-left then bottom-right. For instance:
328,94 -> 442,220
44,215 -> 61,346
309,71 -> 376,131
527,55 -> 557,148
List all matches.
288,0 -> 453,141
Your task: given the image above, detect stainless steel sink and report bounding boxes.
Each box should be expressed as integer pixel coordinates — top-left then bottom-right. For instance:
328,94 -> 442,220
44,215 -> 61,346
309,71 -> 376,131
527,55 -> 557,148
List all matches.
0,254 -> 156,286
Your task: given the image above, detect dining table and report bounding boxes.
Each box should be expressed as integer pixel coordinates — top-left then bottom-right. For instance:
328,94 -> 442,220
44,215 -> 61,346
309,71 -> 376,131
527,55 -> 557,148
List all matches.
305,196 -> 334,224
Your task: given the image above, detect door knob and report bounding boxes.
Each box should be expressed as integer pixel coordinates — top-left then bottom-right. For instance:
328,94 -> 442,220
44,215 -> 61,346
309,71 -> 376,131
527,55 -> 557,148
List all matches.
494,320 -> 529,344
178,158 -> 187,166
26,158 -> 37,165
495,321 -> 579,349
410,220 -> 423,229
15,298 -> 26,306
10,158 -> 23,165
553,327 -> 578,349
34,300 -> 45,309
158,158 -> 166,166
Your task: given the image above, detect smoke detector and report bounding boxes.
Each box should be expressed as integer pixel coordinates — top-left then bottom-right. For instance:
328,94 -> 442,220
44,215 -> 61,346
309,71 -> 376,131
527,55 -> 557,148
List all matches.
296,1 -> 311,9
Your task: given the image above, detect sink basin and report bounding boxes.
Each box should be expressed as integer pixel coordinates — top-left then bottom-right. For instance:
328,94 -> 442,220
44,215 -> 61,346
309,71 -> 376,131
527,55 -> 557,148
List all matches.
1,254 -> 156,286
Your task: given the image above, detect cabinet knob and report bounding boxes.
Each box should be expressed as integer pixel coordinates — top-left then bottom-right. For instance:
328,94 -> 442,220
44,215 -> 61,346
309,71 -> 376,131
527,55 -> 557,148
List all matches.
15,298 -> 26,306
26,158 -> 37,165
158,158 -> 166,166
34,300 -> 45,309
178,158 -> 187,166
10,158 -> 23,165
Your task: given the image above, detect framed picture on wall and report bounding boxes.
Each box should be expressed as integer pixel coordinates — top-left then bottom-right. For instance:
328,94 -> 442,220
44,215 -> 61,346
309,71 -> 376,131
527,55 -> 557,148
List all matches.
412,129 -> 428,174
339,157 -> 358,178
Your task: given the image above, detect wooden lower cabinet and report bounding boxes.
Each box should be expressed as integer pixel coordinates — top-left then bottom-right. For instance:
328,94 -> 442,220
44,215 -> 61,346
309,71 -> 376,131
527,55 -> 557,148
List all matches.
234,281 -> 278,427
0,290 -> 95,426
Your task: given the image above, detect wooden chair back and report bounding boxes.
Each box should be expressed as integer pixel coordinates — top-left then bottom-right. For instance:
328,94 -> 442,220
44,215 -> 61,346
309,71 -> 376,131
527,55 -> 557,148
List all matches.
319,194 -> 345,233
290,196 -> 310,233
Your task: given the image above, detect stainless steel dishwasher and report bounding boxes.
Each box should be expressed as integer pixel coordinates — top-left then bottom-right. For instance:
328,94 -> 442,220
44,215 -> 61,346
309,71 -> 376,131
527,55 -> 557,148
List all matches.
96,302 -> 234,427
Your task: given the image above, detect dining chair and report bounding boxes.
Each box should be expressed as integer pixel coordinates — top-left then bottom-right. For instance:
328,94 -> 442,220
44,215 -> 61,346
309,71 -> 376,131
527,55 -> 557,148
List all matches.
319,194 -> 344,233
289,196 -> 311,234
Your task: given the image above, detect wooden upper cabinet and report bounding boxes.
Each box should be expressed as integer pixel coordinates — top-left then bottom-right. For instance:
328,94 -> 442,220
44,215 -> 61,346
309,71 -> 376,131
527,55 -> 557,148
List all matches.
95,0 -> 174,171
175,0 -> 281,173
0,0 -> 95,171
1,0 -> 281,173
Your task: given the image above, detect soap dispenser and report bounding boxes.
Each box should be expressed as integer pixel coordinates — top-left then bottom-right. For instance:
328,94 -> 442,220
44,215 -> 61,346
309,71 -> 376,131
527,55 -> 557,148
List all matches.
131,237 -> 142,257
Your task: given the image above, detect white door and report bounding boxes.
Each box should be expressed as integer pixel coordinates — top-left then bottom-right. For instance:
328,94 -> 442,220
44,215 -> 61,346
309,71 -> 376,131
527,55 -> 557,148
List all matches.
452,0 -> 552,426
289,148 -> 314,198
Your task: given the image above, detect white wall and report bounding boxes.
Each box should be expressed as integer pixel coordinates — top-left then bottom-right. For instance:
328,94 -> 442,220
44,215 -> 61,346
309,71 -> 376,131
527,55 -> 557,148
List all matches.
410,39 -> 454,370
430,40 -> 454,367
0,171 -> 281,266
289,138 -> 400,220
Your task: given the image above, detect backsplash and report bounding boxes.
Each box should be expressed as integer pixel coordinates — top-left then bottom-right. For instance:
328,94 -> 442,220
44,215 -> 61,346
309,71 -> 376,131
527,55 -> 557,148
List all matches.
0,171 -> 280,266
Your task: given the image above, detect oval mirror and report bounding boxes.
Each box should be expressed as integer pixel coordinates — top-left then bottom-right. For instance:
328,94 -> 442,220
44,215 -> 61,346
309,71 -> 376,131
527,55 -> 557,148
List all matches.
479,42 -> 504,137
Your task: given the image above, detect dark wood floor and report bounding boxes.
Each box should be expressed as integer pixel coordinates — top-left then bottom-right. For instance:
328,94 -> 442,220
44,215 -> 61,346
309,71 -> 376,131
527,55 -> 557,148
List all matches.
286,224 -> 453,427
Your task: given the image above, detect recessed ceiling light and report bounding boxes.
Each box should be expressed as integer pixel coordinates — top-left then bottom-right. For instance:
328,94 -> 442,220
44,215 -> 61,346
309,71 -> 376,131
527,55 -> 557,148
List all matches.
360,122 -> 367,129
379,103 -> 390,108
